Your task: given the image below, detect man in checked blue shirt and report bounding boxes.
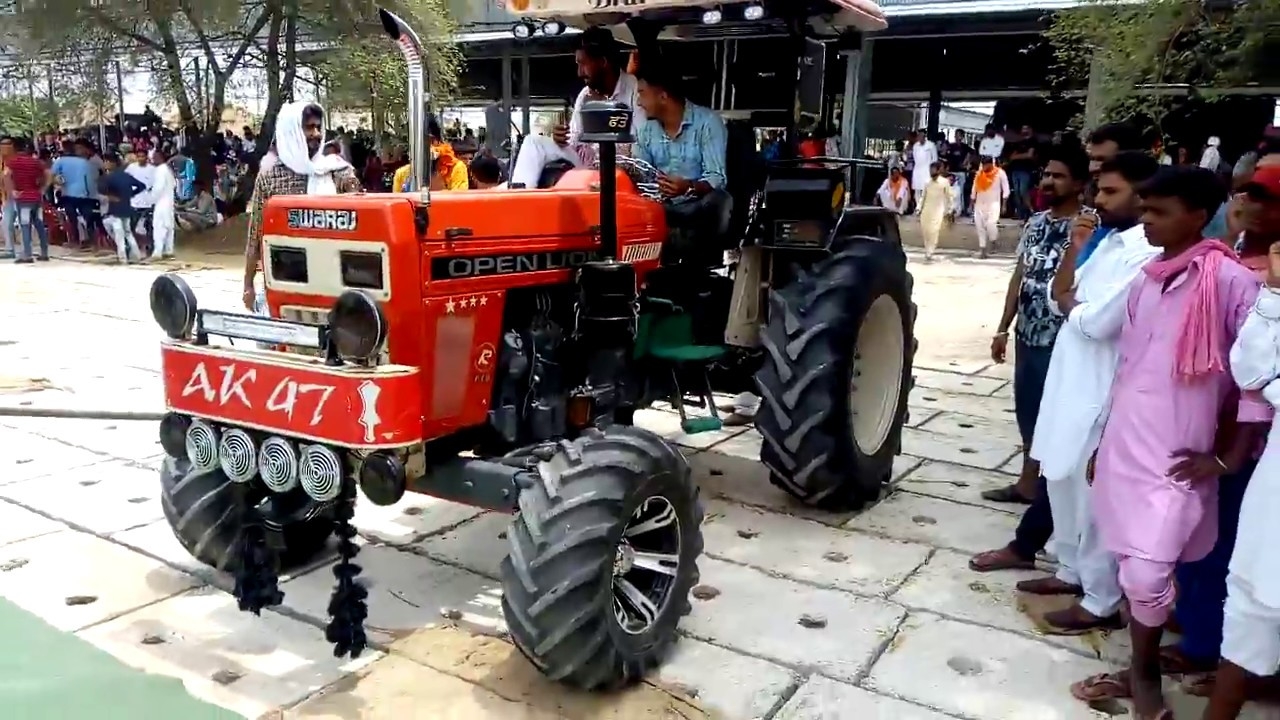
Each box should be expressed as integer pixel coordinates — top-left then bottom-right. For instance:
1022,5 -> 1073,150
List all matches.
632,63 -> 729,262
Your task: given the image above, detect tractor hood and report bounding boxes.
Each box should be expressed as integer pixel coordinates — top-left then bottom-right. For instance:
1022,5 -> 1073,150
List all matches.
506,0 -> 888,36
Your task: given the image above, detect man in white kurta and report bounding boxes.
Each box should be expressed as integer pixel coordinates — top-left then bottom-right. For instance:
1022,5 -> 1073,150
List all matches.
1024,156 -> 1161,633
917,164 -> 953,261
971,157 -> 1009,258
148,148 -> 177,260
910,133 -> 938,212
875,167 -> 910,214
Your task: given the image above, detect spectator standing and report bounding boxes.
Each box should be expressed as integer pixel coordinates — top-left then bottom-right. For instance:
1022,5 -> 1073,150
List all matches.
98,152 -> 146,263
5,137 -> 51,263
944,129 -> 975,216
51,138 -> 98,249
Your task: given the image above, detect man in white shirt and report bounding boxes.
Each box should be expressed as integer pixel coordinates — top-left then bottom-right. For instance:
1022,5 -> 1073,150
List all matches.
1021,151 -> 1161,635
909,129 -> 937,212
875,166 -> 910,214
124,147 -> 155,249
978,124 -> 1005,163
971,156 -> 1009,258
510,27 -> 644,189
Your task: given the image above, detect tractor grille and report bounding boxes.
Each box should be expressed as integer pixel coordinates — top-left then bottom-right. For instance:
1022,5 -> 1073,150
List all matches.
278,305 -> 390,363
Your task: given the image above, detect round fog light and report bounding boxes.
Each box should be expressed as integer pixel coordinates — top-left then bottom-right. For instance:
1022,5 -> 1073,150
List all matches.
512,21 -> 534,38
159,413 -> 191,460
701,9 -> 722,24
150,273 -> 198,339
328,289 -> 387,362
299,444 -> 344,502
218,428 -> 257,483
185,419 -> 219,472
258,436 -> 300,493
541,20 -> 565,36
743,4 -> 764,20
359,452 -> 407,506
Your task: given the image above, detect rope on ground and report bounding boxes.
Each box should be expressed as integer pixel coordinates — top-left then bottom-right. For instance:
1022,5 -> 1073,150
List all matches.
0,407 -> 165,421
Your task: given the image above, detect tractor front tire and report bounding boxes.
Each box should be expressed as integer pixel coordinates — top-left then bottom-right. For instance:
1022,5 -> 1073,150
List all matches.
160,456 -> 335,572
500,426 -> 704,690
755,240 -> 914,509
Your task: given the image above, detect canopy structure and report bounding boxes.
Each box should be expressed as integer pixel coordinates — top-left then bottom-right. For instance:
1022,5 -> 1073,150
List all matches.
504,0 -> 889,37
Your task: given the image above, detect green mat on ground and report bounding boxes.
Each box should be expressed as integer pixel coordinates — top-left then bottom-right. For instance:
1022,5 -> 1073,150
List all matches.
0,599 -> 240,719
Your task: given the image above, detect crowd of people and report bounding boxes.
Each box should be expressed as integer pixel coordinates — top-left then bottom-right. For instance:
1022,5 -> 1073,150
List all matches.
873,123 -> 1271,263
953,117 -> 1280,719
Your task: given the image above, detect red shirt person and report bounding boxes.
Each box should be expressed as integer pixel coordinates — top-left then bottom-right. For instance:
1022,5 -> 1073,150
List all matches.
4,138 -> 51,262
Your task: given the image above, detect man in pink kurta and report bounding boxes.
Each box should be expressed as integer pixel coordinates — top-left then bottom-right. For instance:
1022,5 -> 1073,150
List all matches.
1078,166 -> 1266,720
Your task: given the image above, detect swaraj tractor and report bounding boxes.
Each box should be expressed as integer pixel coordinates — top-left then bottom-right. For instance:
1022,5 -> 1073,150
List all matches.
147,2 -> 914,689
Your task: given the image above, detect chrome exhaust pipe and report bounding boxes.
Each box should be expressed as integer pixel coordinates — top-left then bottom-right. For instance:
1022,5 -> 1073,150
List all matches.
379,7 -> 430,205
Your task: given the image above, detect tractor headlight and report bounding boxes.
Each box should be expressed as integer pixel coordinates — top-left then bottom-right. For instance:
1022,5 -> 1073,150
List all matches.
328,290 -> 386,362
150,274 -> 198,339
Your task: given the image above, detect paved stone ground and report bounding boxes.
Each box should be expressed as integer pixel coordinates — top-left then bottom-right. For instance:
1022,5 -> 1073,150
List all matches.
2,250 -> 1276,719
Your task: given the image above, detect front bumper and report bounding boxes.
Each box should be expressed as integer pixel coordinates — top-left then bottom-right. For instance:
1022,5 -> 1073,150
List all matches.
160,342 -> 421,449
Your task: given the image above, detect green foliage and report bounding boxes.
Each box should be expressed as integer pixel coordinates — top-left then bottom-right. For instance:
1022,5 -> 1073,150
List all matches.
1045,0 -> 1280,131
316,0 -> 463,131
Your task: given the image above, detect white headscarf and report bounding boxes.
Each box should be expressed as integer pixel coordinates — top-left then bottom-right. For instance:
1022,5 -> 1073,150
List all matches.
275,101 -> 351,194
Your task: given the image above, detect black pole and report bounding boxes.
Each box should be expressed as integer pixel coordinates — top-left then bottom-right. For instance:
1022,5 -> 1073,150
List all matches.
598,142 -> 618,260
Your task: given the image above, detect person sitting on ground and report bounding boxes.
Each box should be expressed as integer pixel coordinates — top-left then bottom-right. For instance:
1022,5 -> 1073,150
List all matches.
631,61 -> 728,263
177,179 -> 219,232
469,153 -> 506,189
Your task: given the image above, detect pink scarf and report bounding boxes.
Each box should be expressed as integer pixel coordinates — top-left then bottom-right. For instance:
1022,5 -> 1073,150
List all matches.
1141,238 -> 1239,379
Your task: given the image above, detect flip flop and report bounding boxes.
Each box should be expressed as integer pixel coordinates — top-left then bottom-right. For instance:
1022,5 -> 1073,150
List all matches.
980,484 -> 1034,505
1071,672 -> 1130,702
968,547 -> 1036,572
1158,645 -> 1217,676
1180,673 -> 1215,697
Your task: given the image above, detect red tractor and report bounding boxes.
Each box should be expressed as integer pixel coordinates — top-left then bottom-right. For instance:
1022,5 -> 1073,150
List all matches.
148,3 -> 913,689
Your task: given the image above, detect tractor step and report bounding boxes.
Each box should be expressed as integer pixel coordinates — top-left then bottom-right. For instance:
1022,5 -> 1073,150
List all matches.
680,416 -> 723,434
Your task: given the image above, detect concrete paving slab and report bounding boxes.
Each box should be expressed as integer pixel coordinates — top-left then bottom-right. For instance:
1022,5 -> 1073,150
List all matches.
0,428 -> 107,484
901,427 -> 1019,470
653,638 -> 797,719
353,494 -> 486,546
774,676 -> 952,719
909,388 -> 1016,421
976,362 -> 1013,381
844,492 -> 1020,555
890,549 -> 1056,634
917,410 -> 1023,446
681,558 -> 906,683
14,416 -> 164,463
0,499 -> 64,547
77,586 -> 381,719
914,369 -> 1007,396
864,613 -> 1113,720
896,461 -> 1027,513
0,530 -> 200,631
111,520 -> 236,589
991,383 -> 1014,400
905,408 -> 942,428
281,543 -> 505,643
392,626 -> 710,719
701,500 -> 931,597
1000,454 -> 1024,475
286,653 -> 564,720
2,460 -> 162,534
709,426 -> 762,458
415,512 -> 508,579
915,359 -> 992,375
634,408 -> 751,450
689,450 -> 923,527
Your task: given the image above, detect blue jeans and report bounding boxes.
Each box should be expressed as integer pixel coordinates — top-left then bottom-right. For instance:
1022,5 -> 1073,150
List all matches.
951,171 -> 968,215
0,199 -> 14,257
1008,340 -> 1056,560
15,201 -> 48,259
1010,171 -> 1034,221
1174,459 -> 1255,664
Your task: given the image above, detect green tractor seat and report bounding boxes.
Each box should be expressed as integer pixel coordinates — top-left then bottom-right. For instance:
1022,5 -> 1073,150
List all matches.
636,306 -> 725,434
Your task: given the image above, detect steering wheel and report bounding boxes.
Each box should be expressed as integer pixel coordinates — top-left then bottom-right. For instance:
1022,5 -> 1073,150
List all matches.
593,155 -> 695,202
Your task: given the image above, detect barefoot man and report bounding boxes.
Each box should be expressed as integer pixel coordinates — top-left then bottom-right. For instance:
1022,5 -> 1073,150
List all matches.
1019,152 -> 1160,634
1068,166 -> 1266,720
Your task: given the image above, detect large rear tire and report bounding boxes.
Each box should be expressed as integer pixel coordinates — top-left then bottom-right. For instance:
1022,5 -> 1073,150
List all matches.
500,426 -> 704,690
159,456 -> 335,571
755,240 -> 915,509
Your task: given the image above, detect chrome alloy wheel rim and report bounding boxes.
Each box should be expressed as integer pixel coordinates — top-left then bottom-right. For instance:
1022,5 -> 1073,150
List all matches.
612,495 -> 681,635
